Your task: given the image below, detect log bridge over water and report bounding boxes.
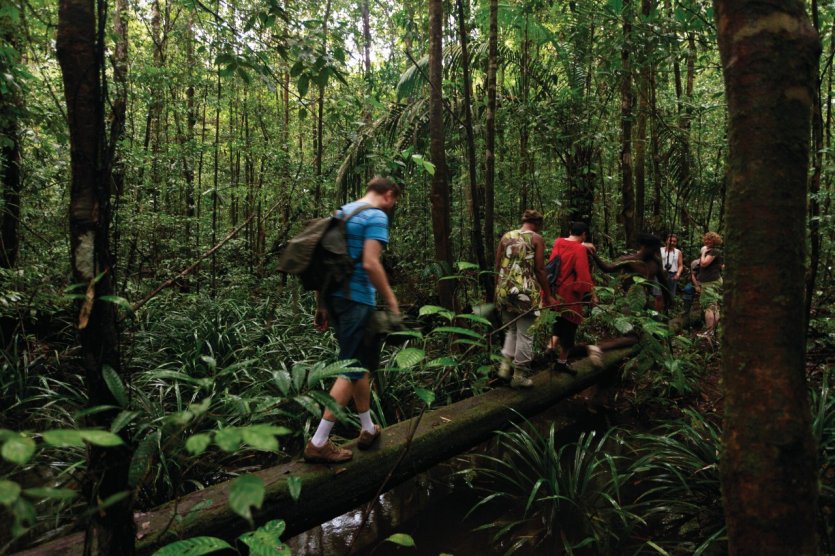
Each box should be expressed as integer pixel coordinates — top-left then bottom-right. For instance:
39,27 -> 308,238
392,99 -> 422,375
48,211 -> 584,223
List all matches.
19,347 -> 633,555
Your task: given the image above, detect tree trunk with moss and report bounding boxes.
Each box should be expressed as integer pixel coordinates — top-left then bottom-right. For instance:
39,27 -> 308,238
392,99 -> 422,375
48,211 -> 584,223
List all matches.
715,1 -> 820,553
56,0 -> 135,552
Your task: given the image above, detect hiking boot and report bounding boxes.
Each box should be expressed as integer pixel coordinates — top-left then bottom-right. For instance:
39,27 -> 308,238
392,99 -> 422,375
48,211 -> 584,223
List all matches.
587,345 -> 603,368
554,360 -> 578,376
303,439 -> 353,464
357,425 -> 381,450
497,357 -> 513,380
510,370 -> 534,389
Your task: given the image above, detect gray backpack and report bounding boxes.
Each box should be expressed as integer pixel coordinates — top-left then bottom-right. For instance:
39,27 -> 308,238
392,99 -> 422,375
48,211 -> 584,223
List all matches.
276,205 -> 373,294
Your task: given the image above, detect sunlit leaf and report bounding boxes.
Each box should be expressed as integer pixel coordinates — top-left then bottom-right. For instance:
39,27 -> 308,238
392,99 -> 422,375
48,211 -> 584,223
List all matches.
385,533 -> 415,547
1,435 -> 35,464
415,388 -> 435,407
239,519 -> 290,556
214,428 -> 242,452
186,433 -> 212,456
395,347 -> 425,368
151,536 -> 233,556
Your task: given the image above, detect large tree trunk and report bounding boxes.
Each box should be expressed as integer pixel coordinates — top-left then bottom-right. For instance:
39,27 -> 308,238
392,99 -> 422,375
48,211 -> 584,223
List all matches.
56,0 -> 135,552
0,23 -> 21,270
715,2 -> 820,553
483,0 -> 497,294
428,0 -> 454,309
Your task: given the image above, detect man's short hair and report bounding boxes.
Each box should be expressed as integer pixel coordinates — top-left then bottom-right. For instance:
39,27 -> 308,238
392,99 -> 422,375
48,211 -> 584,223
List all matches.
367,176 -> 401,196
637,232 -> 662,250
521,209 -> 544,224
570,221 -> 589,236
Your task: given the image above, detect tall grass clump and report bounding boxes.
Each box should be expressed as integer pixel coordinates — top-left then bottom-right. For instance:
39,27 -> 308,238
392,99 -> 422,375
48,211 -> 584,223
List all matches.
469,418 -> 642,554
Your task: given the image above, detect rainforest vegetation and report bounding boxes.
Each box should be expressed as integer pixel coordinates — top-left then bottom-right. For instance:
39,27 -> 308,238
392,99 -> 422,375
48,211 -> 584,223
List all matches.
0,0 -> 833,553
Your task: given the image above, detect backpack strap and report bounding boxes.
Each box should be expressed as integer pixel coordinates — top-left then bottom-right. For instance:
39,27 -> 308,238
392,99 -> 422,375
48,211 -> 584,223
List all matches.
336,204 -> 378,262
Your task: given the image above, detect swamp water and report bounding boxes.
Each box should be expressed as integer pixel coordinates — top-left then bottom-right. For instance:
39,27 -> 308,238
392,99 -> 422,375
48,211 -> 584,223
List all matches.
287,398 -> 614,555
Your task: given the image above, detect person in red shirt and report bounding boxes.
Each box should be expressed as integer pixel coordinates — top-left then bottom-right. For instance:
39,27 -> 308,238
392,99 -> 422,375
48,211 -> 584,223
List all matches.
547,222 -> 602,372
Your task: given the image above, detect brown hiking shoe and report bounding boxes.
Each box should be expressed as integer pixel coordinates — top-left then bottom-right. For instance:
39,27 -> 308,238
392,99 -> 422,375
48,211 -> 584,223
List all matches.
303,439 -> 353,463
357,425 -> 381,450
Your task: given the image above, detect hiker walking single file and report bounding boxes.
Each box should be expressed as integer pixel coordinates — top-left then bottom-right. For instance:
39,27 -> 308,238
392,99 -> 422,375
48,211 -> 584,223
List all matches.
494,210 -> 557,388
292,176 -> 401,464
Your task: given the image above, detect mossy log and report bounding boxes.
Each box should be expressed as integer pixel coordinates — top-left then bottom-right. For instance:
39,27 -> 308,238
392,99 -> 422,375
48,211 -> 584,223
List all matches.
18,347 -> 633,555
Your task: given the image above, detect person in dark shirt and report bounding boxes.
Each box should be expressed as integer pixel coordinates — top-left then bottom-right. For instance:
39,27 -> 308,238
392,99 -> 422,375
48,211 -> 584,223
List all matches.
591,232 -> 672,312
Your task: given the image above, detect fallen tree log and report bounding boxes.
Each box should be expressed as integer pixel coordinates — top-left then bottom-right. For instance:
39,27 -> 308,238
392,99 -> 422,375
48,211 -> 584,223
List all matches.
18,347 -> 633,555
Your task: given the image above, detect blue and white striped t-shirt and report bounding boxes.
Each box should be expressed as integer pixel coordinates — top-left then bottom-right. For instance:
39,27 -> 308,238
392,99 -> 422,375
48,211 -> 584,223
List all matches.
330,201 -> 389,306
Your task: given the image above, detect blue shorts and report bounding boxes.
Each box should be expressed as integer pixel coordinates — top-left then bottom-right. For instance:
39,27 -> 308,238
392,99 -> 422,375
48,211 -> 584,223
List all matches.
326,296 -> 374,380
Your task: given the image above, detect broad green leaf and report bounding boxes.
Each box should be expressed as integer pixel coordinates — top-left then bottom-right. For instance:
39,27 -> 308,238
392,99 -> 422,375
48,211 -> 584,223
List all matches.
292,395 -> 323,419
415,388 -> 435,407
129,432 -> 159,487
186,433 -> 212,455
454,313 -> 492,326
214,428 -> 242,452
151,536 -> 234,556
418,305 -> 453,320
79,430 -> 124,447
395,348 -> 425,368
426,357 -> 457,368
241,427 -> 279,452
229,475 -> 265,523
287,476 -> 302,502
389,329 -> 423,340
239,519 -> 290,556
99,295 -> 132,310
272,370 -> 291,395
614,317 -> 634,335
455,261 -> 479,271
23,487 -> 78,500
385,533 -> 416,547
0,479 -> 21,506
102,365 -> 128,407
110,410 -> 138,433
431,326 -> 483,339
2,435 -> 35,464
42,429 -> 85,447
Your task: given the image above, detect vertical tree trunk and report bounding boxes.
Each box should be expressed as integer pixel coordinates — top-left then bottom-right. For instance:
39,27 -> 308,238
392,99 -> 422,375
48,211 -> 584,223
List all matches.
619,0 -> 636,246
715,1 -> 820,553
428,0 -> 454,309
56,0 -> 134,552
483,0 -> 498,292
0,21 -> 21,269
456,0 -> 490,297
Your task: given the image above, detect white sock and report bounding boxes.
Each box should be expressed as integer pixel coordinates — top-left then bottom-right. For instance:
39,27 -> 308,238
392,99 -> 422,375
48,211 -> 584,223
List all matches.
311,418 -> 335,447
558,359 -> 568,365
358,410 -> 375,433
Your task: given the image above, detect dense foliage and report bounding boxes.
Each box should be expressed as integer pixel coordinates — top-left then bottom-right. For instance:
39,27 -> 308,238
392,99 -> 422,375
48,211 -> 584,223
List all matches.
0,0 -> 833,553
